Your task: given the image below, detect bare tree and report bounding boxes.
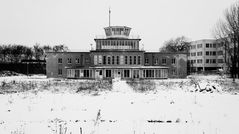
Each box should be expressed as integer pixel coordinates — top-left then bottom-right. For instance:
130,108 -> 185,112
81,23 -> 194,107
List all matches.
212,2 -> 239,82
160,36 -> 190,53
53,44 -> 69,52
33,43 -> 44,60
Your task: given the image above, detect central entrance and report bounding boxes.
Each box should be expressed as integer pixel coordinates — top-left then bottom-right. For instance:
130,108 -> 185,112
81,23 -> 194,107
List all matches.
114,69 -> 121,78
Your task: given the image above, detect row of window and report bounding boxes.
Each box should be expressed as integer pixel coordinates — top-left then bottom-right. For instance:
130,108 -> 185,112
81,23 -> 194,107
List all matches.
206,43 -> 217,48
58,57 -> 86,64
205,51 -> 216,56
94,55 -> 141,65
190,43 -> 218,49
190,59 -> 224,64
190,51 -> 223,57
96,40 -> 138,49
145,58 -> 176,65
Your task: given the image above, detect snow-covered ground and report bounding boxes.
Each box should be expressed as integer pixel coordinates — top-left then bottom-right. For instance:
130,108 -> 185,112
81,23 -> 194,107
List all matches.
0,75 -> 238,134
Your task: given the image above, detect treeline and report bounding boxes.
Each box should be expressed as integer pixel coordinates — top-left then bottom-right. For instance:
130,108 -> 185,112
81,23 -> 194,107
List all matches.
0,43 -> 69,63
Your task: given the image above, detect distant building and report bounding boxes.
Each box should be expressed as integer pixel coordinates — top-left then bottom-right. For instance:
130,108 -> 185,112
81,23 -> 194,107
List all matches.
188,39 -> 228,72
46,25 -> 187,79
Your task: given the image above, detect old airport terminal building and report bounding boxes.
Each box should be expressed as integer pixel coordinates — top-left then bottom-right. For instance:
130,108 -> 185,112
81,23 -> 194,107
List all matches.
46,25 -> 187,79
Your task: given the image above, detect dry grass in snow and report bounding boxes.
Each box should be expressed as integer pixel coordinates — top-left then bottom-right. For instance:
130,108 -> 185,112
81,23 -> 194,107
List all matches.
0,74 -> 238,134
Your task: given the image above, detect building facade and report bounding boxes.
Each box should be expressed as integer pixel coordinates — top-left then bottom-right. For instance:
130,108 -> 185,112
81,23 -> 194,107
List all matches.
188,39 -> 227,72
46,26 -> 187,79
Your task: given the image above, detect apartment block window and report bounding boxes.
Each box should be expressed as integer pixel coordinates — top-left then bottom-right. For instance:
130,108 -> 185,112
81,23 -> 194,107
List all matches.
162,58 -> 166,65
206,59 -> 210,63
129,56 -> 132,65
191,52 -> 196,56
58,58 -> 62,64
76,58 -> 80,64
218,59 -> 224,63
197,59 -> 202,63
67,58 -> 72,64
58,68 -> 62,75
107,56 -> 111,64
206,51 -> 209,56
197,52 -> 203,56
138,56 -> 141,65
145,58 -> 149,64
190,45 -> 196,49
213,44 -> 216,48
197,44 -> 202,48
206,44 -> 209,48
210,44 -> 213,48
125,56 -> 128,64
116,56 -> 119,65
134,56 -> 137,64
172,58 -> 176,64
112,56 -> 115,64
213,51 -> 216,56
103,56 -> 106,65
218,51 -> 223,55
212,59 -> 216,63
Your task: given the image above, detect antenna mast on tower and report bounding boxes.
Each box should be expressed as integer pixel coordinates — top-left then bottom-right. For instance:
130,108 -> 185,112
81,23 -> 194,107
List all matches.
109,7 -> 111,27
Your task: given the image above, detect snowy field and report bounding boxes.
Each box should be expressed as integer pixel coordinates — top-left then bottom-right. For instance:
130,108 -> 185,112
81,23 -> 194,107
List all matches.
0,75 -> 239,134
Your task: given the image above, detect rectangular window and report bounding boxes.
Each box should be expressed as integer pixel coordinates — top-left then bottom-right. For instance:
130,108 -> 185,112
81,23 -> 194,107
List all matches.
212,59 -> 216,63
58,58 -> 62,64
125,56 -> 128,64
197,59 -> 202,63
76,58 -> 80,64
103,56 -> 106,65
172,58 -> 176,64
213,44 -> 216,48
129,56 -> 132,65
107,56 -> 111,64
94,56 -> 97,65
116,56 -> 119,65
83,70 -> 90,78
112,56 -> 115,64
134,56 -> 137,64
154,58 -> 158,65
67,58 -> 72,64
210,44 -> 212,48
145,58 -> 149,64
197,44 -> 202,48
58,68 -> 62,75
106,70 -> 111,78
217,51 -> 223,55
197,52 -> 202,56
206,44 -> 209,48
213,51 -> 216,56
206,59 -> 210,63
98,55 -> 102,64
138,56 -> 141,65
206,51 -> 209,56
120,55 -> 124,65
218,59 -> 224,63
124,70 -> 130,78
162,58 -> 166,64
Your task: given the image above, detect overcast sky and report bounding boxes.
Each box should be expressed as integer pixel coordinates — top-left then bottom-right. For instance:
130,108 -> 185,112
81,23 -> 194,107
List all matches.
0,0 -> 236,51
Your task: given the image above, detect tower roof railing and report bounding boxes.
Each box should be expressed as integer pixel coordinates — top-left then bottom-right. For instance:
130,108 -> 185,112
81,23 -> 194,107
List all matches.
94,35 -> 141,39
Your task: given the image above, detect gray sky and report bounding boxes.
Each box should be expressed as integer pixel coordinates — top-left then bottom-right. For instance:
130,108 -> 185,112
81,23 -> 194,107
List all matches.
0,0 -> 236,51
